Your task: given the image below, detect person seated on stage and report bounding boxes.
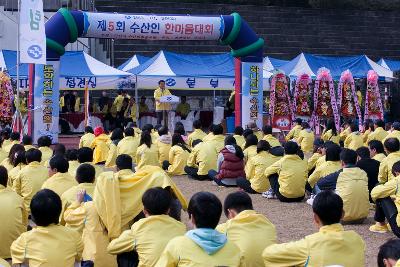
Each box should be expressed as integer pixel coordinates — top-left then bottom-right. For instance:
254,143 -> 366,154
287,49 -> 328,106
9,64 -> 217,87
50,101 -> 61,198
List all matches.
297,122 -> 315,158
232,126 -> 246,149
37,135 -> 53,166
136,131 -> 160,170
41,155 -> 77,197
156,192 -> 242,266
307,139 -> 325,174
185,139 -> 217,181
104,128 -> 124,169
1,144 -> 24,172
217,191 -> 276,266
370,160 -> 400,237
202,124 -> 215,142
368,119 -> 389,144
176,96 -> 190,120
117,127 -> 139,163
243,134 -> 258,164
205,124 -> 225,154
239,140 -> 282,194
59,91 -> 65,111
285,118 -> 303,141
79,126 -> 95,149
22,135 -> 35,151
378,138 -> 400,184
377,239 -> 400,267
339,120 -> 352,142
73,91 -> 80,112
208,135 -> 245,187
11,189 -> 83,266
113,89 -> 125,113
90,126 -> 110,165
108,187 -> 186,267
369,140 -> 387,162
162,134 -> 191,176
3,132 -> 20,154
188,120 -> 206,148
156,126 -> 172,166
384,121 -> 400,144
344,123 -> 364,151
262,125 -> 281,148
356,147 -> 380,202
247,122 -> 263,141
321,119 -> 340,144
139,96 -> 149,115
263,190 -> 365,266
0,166 -> 27,260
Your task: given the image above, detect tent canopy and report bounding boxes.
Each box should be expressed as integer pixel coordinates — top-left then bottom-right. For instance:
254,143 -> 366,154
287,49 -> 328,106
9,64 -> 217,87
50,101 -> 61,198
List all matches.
378,58 -> 400,72
0,50 -> 29,77
263,56 -> 289,72
118,54 -> 150,72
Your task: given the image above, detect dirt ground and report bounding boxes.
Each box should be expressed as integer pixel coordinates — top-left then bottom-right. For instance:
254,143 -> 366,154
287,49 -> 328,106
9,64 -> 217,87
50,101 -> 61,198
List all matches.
171,175 -> 394,267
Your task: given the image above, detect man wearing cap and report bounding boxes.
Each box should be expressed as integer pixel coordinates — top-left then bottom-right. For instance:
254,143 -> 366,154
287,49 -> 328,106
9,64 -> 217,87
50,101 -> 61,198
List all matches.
285,118 -> 303,141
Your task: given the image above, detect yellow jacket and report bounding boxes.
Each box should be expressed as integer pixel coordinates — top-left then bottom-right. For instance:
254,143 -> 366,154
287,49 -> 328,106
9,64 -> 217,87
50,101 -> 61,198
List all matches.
344,132 -> 364,151
168,145 -> 190,175
233,134 -> 246,149
59,95 -> 65,109
321,129 -> 340,144
297,129 -> 315,152
117,136 -> 140,162
75,97 -> 81,112
155,235 -> 242,267
154,87 -> 172,111
371,176 -> 400,225
188,129 -> 206,147
262,223 -> 365,267
0,258 -> 10,267
253,130 -> 264,141
373,153 -> 386,163
367,127 -> 388,143
79,132 -> 95,148
69,162 -> 103,181
262,134 -> 281,147
11,224 -> 83,267
186,142 -> 217,175
39,146 -> 53,166
383,130 -> 400,143
61,182 -> 95,222
151,131 -> 160,144
12,161 -> 48,213
113,95 -> 125,112
243,145 -> 257,164
157,140 -> 172,165
24,144 -> 35,151
7,163 -> 26,187
285,125 -> 302,141
0,148 -> 7,164
202,132 -> 214,142
339,127 -> 351,142
245,151 -> 281,192
139,103 -> 149,113
176,103 -> 190,117
362,129 -> 371,143
336,167 -> 369,222
108,215 -> 186,267
105,142 -> 118,168
67,160 -> 80,177
378,151 -> 400,183
206,134 -> 225,155
90,134 -> 110,164
2,140 -> 19,154
307,153 -> 322,172
136,144 -> 160,170
0,185 -> 27,259
41,172 -> 78,197
308,161 -> 342,187
216,210 -> 276,267
264,155 -> 307,198
0,158 -> 13,172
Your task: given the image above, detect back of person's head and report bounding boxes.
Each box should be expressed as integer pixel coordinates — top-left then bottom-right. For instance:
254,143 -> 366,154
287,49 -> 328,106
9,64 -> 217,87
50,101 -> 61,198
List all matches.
284,141 -> 299,155
142,187 -> 172,216
212,124 -> 223,135
368,140 -> 385,154
325,143 -> 341,162
53,144 -> 66,156
188,191 -> 222,229
377,239 -> 400,267
94,126 -> 104,137
223,191 -> 253,218
66,149 -> 78,161
244,134 -> 258,149
193,120 -> 202,130
142,124 -> 153,132
295,118 -> 302,125
13,150 -> 26,167
175,121 -> 184,128
234,126 -> 244,136
313,138 -> 324,153
243,128 -> 253,139
312,190 -> 343,225
384,138 -> 400,153
393,122 -> 400,131
22,135 -> 33,145
375,119 -> 385,128
25,148 -> 42,163
77,147 -> 93,163
247,122 -> 257,130
124,127 -> 135,137
350,123 -> 359,133
172,133 -> 185,147
391,161 -> 400,177
76,163 -> 95,184
140,131 -> 152,148
37,135 -> 52,147
111,128 -> 124,141
116,154 -> 132,170
49,155 -> 69,173
340,148 -> 357,165
224,135 -> 237,146
31,189 -> 62,226
8,144 -> 25,162
154,124 -> 162,132
257,140 -> 271,153
1,129 -> 10,140
10,131 -> 20,141
158,126 -> 168,136
301,122 -> 310,129
117,89 -> 123,95
174,125 -> 185,136
326,119 -> 337,135
356,147 -> 371,160
0,166 -> 8,186
85,126 -> 94,134
192,139 -> 203,147
262,125 -> 273,135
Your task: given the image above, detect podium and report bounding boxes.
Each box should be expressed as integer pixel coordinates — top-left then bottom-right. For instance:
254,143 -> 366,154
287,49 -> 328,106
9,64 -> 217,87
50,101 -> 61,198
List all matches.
159,95 -> 180,126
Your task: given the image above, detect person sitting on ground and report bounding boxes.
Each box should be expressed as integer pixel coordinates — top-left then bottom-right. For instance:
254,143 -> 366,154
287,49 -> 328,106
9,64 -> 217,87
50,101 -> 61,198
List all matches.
202,124 -> 215,142
0,138 -> 7,164
117,127 -> 139,162
90,126 -> 110,164
22,135 -> 35,150
7,150 -> 26,187
1,144 -> 25,172
238,140 -> 282,194
3,132 -> 20,153
187,120 -> 206,148
156,192 -> 242,266
205,124 -> 225,154
378,138 -> 400,184
37,135 -> 53,165
356,146 -> 380,202
368,119 -> 389,144
232,126 -> 246,149
66,149 -> 80,177
1,129 -> 11,151
52,143 -> 66,157
369,160 -> 400,237
285,118 -> 302,141
369,139 -> 387,162
377,239 -> 400,267
208,135 -> 245,187
79,126 -> 95,148
243,134 -> 258,164
344,123 -> 364,151
185,139 -> 217,181
383,121 -> 400,144
156,126 -> 172,165
248,122 -> 263,141
321,119 -> 340,144
339,120 -> 352,142
174,123 -> 187,143
76,147 -> 103,179
242,128 -> 253,139
297,121 -> 315,159
41,155 -> 77,197
0,166 -> 27,260
263,190 -> 365,266
262,125 -> 281,148
363,121 -> 374,143
216,191 -> 276,267
307,138 -> 325,174
136,131 -> 160,170
176,96 -> 190,120
105,128 -> 124,168
11,189 -> 83,266
162,133 -> 191,175
107,187 -> 186,267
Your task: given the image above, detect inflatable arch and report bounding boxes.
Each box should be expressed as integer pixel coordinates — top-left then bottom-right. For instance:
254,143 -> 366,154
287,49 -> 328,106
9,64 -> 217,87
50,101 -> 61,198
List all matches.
33,8 -> 264,142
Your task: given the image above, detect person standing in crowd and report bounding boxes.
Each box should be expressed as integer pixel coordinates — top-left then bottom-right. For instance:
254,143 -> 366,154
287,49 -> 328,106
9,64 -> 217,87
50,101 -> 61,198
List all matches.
113,90 -> 125,113
285,118 -> 303,141
154,80 -> 172,125
98,91 -> 109,111
176,96 -> 190,120
73,91 -> 80,112
79,126 -> 95,149
367,119 -> 389,144
321,119 -> 340,144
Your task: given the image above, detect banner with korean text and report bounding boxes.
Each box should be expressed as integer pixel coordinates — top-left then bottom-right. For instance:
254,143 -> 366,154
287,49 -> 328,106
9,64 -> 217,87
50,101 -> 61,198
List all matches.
241,62 -> 263,128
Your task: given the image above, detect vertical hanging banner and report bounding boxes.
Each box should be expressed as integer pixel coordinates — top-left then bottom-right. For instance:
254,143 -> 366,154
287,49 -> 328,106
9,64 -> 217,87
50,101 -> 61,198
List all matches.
20,0 -> 46,64
33,62 -> 60,143
241,62 -> 263,128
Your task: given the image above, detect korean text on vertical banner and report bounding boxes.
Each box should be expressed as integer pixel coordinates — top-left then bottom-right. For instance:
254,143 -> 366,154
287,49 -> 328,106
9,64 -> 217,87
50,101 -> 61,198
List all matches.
241,62 -> 263,128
